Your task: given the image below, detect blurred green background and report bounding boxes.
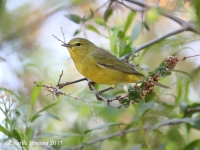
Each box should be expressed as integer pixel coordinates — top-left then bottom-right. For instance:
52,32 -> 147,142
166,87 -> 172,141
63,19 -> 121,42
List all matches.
0,0 -> 200,150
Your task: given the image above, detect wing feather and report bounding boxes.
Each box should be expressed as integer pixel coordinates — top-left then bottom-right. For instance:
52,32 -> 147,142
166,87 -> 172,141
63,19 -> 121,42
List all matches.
90,48 -> 143,76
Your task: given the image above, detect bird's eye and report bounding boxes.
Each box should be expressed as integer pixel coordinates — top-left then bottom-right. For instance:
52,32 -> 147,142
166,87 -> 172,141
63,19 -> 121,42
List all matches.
76,43 -> 81,46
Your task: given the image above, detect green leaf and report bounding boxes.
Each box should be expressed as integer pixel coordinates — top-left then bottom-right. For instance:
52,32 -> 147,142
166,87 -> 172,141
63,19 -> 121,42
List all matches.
109,26 -> 122,56
156,65 -> 172,77
144,92 -> 155,103
194,0 -> 200,27
128,90 -> 140,103
156,141 -> 170,150
119,45 -> 131,57
131,21 -> 142,42
84,9 -> 94,21
104,9 -> 113,22
161,70 -> 172,77
86,25 -> 100,34
124,12 -> 136,33
12,128 -> 21,142
30,114 -> 41,122
65,14 -> 82,24
26,125 -> 35,140
129,144 -> 142,150
31,102 -> 59,122
84,123 -> 126,134
0,125 -> 8,135
73,29 -> 80,36
117,30 -> 125,39
30,81 -> 42,110
142,21 -> 150,31
94,18 -> 105,26
183,139 -> 200,150
45,113 -> 61,121
121,99 -> 130,108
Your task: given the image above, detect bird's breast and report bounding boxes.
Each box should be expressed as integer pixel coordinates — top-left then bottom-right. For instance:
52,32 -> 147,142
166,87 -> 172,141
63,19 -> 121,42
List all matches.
69,50 -> 142,85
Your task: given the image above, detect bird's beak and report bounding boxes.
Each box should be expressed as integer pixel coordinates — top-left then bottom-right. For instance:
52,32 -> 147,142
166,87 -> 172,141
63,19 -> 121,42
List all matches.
61,43 -> 72,48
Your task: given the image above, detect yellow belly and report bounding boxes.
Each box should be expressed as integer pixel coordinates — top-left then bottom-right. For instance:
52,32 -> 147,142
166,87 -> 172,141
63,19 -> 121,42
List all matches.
74,57 -> 142,85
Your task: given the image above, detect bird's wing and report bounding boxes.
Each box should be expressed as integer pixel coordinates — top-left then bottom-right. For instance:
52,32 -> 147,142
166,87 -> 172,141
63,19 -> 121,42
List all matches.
91,48 -> 143,76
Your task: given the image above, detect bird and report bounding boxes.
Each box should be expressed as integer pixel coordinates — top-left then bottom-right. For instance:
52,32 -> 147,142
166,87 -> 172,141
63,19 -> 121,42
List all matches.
61,37 -> 169,89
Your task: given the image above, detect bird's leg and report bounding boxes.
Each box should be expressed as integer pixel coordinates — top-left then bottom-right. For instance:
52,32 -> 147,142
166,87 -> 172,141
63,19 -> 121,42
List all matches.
58,78 -> 87,89
88,81 -> 95,90
87,81 -> 114,100
96,87 -> 113,100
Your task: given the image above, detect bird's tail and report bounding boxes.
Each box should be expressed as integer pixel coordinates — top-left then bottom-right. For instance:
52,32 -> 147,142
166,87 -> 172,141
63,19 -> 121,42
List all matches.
155,82 -> 171,89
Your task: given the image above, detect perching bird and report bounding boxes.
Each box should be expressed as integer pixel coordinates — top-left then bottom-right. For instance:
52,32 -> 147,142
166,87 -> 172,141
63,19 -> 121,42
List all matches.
62,38 -> 168,88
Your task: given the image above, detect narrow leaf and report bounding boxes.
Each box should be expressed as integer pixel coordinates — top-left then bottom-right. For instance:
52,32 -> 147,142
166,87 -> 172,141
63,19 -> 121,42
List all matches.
94,18 -> 105,26
86,25 -> 100,34
156,141 -> 170,150
73,29 -> 80,36
65,14 -> 82,24
31,102 -> 59,122
104,9 -> 113,22
124,12 -> 136,33
45,113 -> 61,121
131,21 -> 142,42
30,81 -> 42,110
144,92 -> 155,103
183,139 -> 200,150
120,45 -> 131,57
129,144 -> 142,150
84,9 -> 94,21
0,125 -> 8,135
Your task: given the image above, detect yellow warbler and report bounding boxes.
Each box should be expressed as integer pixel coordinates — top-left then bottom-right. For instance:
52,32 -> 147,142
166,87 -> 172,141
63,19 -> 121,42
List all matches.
62,38 -> 167,88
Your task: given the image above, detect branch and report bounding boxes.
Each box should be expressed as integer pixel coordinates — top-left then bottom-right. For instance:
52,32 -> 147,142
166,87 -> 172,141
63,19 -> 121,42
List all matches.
69,117 -> 195,150
118,0 -> 200,60
120,26 -> 188,60
34,81 -> 97,123
69,127 -> 150,150
186,107 -> 200,113
115,0 -> 146,12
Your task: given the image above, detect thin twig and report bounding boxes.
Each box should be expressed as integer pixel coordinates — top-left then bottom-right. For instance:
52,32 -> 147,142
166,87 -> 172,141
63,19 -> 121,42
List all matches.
60,27 -> 66,43
34,81 -> 98,123
120,26 -> 188,60
52,34 -> 65,44
57,70 -> 63,85
116,0 -> 146,12
94,0 -> 110,14
179,54 -> 200,61
88,81 -> 122,108
58,78 -> 87,89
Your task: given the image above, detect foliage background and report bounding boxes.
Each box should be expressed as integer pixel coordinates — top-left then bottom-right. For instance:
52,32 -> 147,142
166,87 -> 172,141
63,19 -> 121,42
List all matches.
0,0 -> 200,150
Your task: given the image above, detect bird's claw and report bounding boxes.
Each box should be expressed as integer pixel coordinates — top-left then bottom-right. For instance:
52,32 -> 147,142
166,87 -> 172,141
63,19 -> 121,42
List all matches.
96,92 -> 102,100
88,81 -> 95,91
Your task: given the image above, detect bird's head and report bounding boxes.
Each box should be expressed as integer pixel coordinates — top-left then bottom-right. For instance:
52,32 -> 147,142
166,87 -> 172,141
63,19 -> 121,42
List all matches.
62,38 -> 95,56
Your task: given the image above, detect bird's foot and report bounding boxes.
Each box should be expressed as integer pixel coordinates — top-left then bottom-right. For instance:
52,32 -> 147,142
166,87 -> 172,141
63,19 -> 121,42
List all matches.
88,81 -> 95,91
96,91 -> 102,100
